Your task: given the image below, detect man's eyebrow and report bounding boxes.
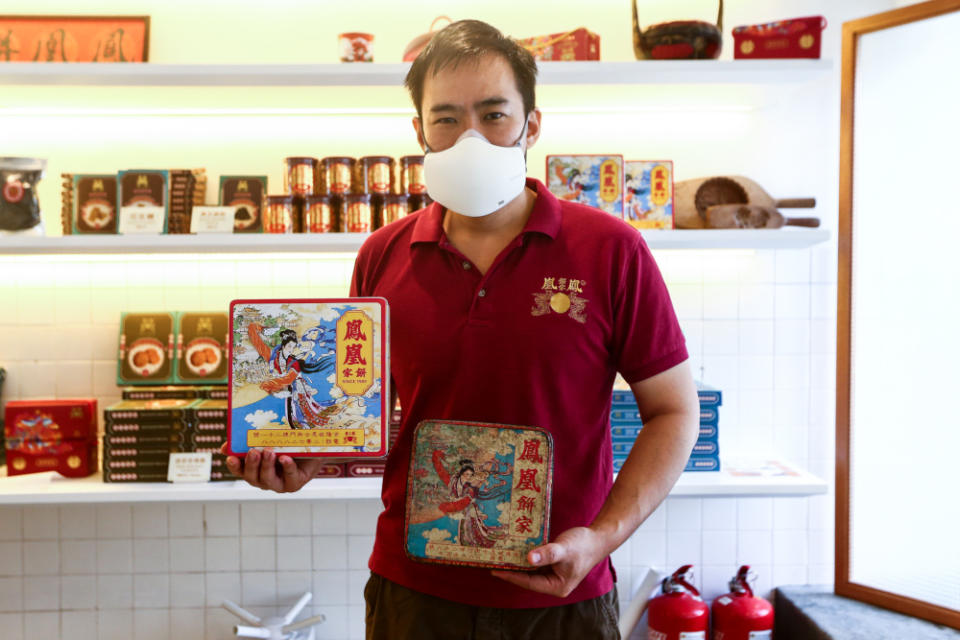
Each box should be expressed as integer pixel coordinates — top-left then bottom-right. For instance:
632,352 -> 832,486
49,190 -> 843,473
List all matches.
428,97 -> 510,114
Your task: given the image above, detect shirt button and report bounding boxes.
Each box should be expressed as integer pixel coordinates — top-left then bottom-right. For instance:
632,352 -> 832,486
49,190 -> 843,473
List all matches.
462,261 -> 471,270
478,289 -> 487,297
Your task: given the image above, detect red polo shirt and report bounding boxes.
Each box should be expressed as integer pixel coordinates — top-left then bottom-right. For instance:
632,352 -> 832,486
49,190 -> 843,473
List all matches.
350,178 -> 687,609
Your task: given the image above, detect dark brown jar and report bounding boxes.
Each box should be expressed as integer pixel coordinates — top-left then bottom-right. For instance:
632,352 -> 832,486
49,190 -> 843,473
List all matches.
303,195 -> 334,233
323,157 -> 355,196
283,157 -> 318,197
264,195 -> 296,233
383,194 -> 410,226
357,156 -> 393,195
400,155 -> 426,195
344,194 -> 373,232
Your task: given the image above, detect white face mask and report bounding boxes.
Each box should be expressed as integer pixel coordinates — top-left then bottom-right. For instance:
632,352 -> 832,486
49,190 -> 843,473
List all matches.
422,120 -> 528,218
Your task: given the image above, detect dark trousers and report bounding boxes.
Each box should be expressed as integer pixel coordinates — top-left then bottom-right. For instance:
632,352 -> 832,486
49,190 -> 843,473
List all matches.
364,572 -> 621,640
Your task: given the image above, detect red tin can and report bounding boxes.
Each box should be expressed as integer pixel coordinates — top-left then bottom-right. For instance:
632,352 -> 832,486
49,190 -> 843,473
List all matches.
383,193 -> 410,225
357,156 -> 393,195
304,195 -> 335,233
283,157 -> 318,196
345,194 -> 373,232
733,16 -> 827,59
400,155 -> 426,194
323,157 -> 355,195
4,399 -> 99,478
264,195 -> 296,233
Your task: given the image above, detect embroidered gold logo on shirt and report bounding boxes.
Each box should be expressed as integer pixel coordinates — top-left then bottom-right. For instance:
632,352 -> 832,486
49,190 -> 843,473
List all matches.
531,277 -> 588,323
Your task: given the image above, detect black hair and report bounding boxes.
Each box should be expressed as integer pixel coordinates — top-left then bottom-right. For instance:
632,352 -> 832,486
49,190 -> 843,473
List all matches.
404,19 -> 538,119
279,329 -> 298,349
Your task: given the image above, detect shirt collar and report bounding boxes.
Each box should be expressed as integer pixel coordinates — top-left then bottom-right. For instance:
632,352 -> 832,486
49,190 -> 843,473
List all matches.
410,178 -> 561,246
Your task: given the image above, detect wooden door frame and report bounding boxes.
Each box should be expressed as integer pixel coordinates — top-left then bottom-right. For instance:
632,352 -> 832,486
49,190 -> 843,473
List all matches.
837,0 -> 960,629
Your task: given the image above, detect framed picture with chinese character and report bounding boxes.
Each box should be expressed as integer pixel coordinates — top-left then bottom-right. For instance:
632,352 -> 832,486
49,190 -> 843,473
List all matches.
0,15 -> 150,63
227,298 -> 389,459
404,420 -> 554,571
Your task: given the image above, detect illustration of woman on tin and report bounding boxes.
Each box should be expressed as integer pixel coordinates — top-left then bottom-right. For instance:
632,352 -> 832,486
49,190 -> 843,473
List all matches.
431,449 -> 512,548
246,323 -> 335,429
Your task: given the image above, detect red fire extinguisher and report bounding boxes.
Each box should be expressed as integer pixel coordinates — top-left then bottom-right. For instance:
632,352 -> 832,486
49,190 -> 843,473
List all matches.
647,564 -> 709,640
711,565 -> 774,640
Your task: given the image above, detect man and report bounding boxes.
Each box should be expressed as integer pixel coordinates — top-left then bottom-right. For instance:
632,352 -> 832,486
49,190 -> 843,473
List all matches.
225,19 -> 699,639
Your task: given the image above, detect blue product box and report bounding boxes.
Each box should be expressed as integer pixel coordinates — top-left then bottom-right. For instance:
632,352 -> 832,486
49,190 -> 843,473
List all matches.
611,389 -> 634,405
699,424 -> 718,440
684,454 -> 720,472
611,425 -> 643,439
611,408 -> 642,422
696,382 -> 722,408
700,407 -> 719,424
691,440 -> 719,456
612,441 -> 634,455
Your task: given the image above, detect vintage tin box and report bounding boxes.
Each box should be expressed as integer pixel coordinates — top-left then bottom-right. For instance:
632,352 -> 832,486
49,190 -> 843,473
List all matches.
546,155 -> 624,217
625,160 -> 674,229
3,399 -> 99,477
228,298 -> 389,458
175,312 -> 228,384
404,420 -> 554,571
733,16 -> 826,59
117,312 -> 177,385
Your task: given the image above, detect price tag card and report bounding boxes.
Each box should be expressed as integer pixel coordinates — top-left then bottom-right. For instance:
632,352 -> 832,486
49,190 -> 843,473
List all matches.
191,206 -> 237,234
119,206 -> 166,234
167,452 -> 213,483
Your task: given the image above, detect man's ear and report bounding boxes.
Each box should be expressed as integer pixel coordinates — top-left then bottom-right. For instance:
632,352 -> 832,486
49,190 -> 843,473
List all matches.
524,108 -> 543,150
412,115 -> 426,152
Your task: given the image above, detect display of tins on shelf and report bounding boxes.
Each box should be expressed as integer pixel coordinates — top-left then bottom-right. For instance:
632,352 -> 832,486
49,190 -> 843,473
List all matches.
356,156 -> 393,195
264,195 -> 297,234
383,194 -> 410,226
344,193 -> 373,232
323,156 -> 355,195
400,155 -> 426,195
283,157 -> 318,197
220,175 -> 266,233
304,195 -> 335,233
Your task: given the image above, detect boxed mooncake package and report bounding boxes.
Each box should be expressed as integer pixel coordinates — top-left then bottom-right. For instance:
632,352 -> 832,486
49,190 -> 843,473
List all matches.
228,298 -> 389,458
4,399 -> 99,478
404,420 -> 554,571
118,169 -> 169,233
546,154 -> 624,217
117,312 -> 177,385
175,312 -> 229,384
220,175 -> 267,233
624,160 -> 674,229
70,174 -> 118,234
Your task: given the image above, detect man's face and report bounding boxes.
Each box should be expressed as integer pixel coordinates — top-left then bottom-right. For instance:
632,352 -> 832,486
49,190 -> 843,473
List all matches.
414,53 -> 541,153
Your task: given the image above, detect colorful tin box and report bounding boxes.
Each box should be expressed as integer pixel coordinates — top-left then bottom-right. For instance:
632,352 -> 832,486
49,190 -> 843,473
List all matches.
546,155 -> 624,217
625,160 -> 674,229
4,399 -> 99,477
175,312 -> 228,384
733,16 -> 827,59
117,312 -> 177,385
518,27 -> 600,61
228,298 -> 389,458
404,420 -> 554,571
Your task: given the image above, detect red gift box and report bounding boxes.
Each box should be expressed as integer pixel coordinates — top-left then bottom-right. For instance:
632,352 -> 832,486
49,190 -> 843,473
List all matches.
732,16 -> 827,59
4,399 -> 99,477
518,27 -> 600,61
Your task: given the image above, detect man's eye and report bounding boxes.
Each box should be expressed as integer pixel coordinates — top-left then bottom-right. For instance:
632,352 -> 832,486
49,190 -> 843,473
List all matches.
485,112 -> 505,120
434,117 -> 456,125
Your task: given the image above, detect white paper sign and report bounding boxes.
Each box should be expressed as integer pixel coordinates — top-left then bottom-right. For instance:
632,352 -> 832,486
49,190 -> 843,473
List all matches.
190,206 -> 237,234
167,452 -> 213,483
119,206 -> 166,234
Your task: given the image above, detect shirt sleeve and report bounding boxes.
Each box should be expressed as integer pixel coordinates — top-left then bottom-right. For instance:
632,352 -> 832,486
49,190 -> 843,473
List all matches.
613,235 -> 688,384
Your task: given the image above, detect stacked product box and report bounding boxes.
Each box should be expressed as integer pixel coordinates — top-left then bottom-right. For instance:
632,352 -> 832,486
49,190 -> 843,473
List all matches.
610,382 -> 723,473
103,398 -> 230,482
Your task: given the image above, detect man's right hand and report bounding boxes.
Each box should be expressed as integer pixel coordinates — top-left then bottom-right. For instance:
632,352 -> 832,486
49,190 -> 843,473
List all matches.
220,442 -> 326,493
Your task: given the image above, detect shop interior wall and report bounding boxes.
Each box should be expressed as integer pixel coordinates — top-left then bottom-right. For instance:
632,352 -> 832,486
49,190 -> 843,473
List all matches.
0,0 -> 902,638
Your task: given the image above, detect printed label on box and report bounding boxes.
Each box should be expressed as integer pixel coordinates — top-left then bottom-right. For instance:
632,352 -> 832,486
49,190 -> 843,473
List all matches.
168,452 -> 212,482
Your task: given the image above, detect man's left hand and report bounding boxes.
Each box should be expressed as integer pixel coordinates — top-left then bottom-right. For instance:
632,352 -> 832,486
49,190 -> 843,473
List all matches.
490,526 -> 606,598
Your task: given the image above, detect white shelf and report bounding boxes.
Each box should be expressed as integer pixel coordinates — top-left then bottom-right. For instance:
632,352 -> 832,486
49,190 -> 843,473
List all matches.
0,458 -> 827,504
0,60 -> 833,87
0,228 -> 829,256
